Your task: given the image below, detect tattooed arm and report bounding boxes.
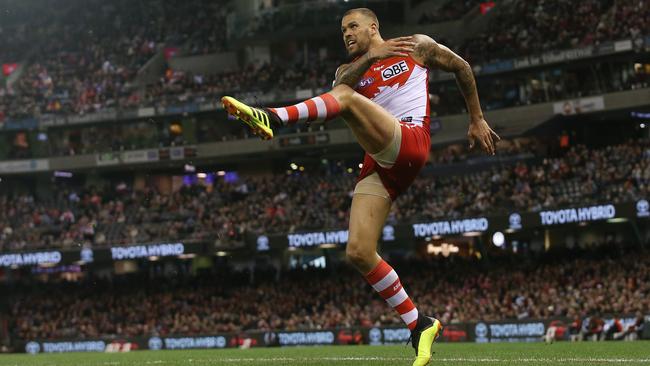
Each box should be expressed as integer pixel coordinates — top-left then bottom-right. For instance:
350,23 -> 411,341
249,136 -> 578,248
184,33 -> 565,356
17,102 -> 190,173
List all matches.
334,37 -> 416,87
411,34 -> 499,154
411,34 -> 483,120
332,53 -> 375,88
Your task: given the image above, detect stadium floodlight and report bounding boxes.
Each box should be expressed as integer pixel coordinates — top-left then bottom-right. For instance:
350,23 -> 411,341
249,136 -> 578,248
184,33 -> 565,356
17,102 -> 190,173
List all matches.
217,170 -> 226,176
290,163 -> 298,170
492,231 -> 505,247
216,251 -> 228,257
197,173 -> 207,179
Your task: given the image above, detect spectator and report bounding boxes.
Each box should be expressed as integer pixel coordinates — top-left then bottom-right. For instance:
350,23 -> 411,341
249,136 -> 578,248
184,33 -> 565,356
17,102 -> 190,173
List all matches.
5,250 -> 649,339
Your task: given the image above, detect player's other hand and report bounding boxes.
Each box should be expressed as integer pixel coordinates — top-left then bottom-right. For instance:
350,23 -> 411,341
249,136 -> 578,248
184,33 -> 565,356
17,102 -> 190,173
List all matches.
468,118 -> 500,155
368,37 -> 416,61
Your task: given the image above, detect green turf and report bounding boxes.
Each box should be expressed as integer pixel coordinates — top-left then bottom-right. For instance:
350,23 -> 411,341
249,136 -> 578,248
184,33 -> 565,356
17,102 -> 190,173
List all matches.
0,342 -> 649,366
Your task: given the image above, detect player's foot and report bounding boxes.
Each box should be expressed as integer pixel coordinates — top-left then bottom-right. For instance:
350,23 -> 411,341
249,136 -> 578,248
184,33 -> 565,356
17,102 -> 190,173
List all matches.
409,314 -> 443,366
221,96 -> 278,140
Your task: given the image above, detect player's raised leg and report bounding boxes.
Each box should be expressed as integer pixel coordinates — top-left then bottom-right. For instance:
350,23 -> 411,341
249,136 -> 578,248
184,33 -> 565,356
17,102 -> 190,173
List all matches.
222,84 -> 395,155
221,89 -> 344,140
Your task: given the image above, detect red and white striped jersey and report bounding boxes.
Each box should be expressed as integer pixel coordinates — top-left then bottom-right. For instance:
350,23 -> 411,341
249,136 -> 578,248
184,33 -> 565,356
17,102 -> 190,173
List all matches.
352,55 -> 430,128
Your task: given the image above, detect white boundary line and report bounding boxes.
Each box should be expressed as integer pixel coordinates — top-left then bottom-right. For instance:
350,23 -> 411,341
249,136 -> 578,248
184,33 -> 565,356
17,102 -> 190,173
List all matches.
3,356 -> 647,366
184,357 -> 650,364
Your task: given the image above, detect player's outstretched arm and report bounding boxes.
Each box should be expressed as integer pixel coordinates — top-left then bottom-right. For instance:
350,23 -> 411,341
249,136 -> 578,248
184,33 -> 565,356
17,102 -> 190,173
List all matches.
411,34 -> 499,155
334,37 -> 416,88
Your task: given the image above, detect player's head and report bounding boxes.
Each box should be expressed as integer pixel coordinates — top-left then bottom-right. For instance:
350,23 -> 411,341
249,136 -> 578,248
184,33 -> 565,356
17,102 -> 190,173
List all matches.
341,8 -> 380,58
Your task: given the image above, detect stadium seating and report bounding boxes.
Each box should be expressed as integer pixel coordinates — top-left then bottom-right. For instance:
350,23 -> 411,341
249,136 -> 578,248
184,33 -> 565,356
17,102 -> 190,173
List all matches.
0,0 -> 648,354
0,0 -> 646,124
6,249 -> 648,338
1,139 -> 647,251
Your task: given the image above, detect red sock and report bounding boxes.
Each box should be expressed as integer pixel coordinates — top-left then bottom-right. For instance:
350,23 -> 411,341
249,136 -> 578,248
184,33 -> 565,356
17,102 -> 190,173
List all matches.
365,259 -> 419,330
269,92 -> 340,125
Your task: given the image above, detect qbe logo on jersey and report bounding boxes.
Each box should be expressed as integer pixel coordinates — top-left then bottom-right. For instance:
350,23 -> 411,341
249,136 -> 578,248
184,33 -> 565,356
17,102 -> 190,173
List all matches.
381,60 -> 409,81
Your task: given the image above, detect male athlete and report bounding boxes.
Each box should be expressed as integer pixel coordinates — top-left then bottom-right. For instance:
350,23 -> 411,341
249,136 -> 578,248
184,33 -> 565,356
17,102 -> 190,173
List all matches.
222,8 -> 498,365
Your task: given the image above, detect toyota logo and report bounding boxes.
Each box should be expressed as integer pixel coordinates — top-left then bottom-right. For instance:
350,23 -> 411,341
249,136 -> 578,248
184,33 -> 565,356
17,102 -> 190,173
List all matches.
369,328 -> 382,344
264,332 -> 277,345
25,342 -> 40,354
148,337 -> 163,351
80,248 -> 94,262
382,225 -> 395,241
509,213 -> 522,229
257,235 -> 270,251
637,200 -> 649,217
475,322 -> 488,338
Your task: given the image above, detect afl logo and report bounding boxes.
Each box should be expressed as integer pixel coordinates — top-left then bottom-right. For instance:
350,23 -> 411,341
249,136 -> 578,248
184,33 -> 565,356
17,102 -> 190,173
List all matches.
509,213 -> 522,230
637,199 -> 649,218
475,323 -> 488,338
381,60 -> 409,81
358,77 -> 374,88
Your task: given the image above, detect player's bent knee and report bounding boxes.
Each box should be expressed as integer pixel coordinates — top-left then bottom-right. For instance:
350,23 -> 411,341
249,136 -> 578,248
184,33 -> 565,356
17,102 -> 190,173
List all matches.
331,84 -> 355,107
345,241 -> 375,270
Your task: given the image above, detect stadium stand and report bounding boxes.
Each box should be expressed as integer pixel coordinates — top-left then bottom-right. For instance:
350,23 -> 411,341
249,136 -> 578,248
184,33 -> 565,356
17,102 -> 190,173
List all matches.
5,249 -> 649,338
0,138 -> 647,251
1,0 -> 647,125
0,0 -> 648,356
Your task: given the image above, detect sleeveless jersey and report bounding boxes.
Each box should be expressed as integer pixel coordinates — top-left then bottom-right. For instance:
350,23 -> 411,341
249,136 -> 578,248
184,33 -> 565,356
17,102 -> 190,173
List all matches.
352,55 -> 430,128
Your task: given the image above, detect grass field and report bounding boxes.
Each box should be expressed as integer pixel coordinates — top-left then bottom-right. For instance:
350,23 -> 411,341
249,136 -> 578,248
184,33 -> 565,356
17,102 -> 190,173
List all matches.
0,342 -> 649,366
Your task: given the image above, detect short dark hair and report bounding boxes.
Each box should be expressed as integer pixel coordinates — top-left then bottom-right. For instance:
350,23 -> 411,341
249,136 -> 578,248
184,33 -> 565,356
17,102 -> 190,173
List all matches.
342,8 -> 379,29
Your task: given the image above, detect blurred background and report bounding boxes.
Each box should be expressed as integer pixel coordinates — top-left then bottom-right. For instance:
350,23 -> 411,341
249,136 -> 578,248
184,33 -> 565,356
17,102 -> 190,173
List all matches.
0,0 -> 648,354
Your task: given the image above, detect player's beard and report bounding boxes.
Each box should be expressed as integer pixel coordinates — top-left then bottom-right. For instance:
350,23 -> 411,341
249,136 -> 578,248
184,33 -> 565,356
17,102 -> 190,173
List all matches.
347,40 -> 369,59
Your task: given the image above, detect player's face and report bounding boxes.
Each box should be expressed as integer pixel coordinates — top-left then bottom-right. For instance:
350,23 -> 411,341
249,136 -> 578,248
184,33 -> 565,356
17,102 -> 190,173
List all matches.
341,14 -> 374,58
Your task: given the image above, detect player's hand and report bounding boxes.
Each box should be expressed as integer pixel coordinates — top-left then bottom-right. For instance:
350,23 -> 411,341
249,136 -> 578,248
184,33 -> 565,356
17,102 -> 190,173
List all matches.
367,37 -> 416,61
468,118 -> 500,155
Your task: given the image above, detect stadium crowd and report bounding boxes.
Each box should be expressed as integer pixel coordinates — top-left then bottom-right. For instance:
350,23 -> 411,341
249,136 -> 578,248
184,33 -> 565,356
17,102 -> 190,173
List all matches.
142,58 -> 339,110
0,0 -> 229,120
0,138 -> 648,252
418,0 -> 486,24
6,250 -> 649,339
1,0 -> 647,124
